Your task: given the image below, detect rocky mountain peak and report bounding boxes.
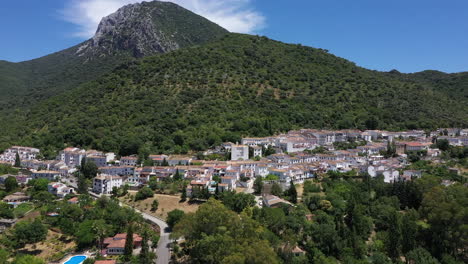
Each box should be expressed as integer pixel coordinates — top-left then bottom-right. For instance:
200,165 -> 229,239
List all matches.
76,1 -> 228,58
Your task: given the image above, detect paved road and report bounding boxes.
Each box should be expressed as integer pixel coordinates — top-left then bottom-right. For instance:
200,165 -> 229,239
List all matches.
140,211 -> 171,264
88,194 -> 171,264
117,202 -> 171,264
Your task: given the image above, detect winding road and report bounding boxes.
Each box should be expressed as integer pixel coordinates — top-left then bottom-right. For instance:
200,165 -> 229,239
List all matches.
91,193 -> 171,264
139,210 -> 171,264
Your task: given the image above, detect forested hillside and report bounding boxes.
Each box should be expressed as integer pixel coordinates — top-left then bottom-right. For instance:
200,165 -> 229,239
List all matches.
405,70 -> 468,99
2,34 -> 466,156
0,1 -> 227,111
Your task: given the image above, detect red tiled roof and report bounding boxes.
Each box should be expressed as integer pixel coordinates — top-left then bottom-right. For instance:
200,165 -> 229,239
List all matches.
95,261 -> 117,264
68,197 -> 79,203
107,239 -> 126,248
405,142 -> 423,147
103,237 -> 114,245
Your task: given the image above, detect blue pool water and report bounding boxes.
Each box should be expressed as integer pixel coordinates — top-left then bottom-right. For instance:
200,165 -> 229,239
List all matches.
64,255 -> 87,264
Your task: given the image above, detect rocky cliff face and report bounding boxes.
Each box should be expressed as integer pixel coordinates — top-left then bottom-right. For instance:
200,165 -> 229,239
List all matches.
76,1 -> 228,58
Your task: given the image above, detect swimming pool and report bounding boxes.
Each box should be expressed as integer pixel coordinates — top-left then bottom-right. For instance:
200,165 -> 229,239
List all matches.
64,255 -> 87,264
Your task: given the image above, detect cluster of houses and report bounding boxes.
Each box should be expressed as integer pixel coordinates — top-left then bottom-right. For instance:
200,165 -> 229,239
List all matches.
0,128 -> 466,198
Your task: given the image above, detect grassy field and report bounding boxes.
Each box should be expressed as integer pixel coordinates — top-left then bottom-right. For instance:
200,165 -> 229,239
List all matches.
122,193 -> 201,220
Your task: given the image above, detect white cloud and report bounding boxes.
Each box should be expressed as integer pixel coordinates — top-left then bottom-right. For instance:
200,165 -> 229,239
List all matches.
61,0 -> 266,38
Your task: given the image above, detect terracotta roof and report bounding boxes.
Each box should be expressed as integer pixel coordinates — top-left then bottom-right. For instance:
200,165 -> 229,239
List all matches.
107,239 -> 125,248
405,142 -> 424,147
103,237 -> 114,245
95,261 -> 117,264
68,197 -> 79,203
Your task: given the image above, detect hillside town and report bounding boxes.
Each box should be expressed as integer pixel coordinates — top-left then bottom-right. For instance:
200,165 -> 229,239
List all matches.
0,127 -> 466,263
1,128 -> 466,199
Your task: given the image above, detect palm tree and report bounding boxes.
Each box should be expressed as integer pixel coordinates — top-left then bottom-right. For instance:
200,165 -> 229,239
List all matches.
92,220 -> 109,251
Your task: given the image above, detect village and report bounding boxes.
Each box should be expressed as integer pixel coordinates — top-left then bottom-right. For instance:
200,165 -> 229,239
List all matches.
0,127 -> 466,263
1,128 -> 466,200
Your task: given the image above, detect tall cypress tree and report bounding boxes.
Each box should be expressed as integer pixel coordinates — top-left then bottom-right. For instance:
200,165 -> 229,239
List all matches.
173,169 -> 181,181
387,210 -> 402,260
124,224 -> 134,260
402,209 -> 418,254
181,185 -> 187,201
14,153 -> 21,167
139,228 -> 150,264
287,180 -> 297,203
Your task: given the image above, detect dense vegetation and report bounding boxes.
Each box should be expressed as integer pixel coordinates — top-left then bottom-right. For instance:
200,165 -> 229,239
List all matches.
0,44 -> 130,111
172,164 -> 467,264
0,193 -> 158,263
1,33 -> 466,156
399,70 -> 468,100
0,1 -> 227,112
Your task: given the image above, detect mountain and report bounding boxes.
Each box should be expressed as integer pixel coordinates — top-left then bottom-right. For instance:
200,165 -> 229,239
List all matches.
3,33 -> 466,156
0,1 -> 228,111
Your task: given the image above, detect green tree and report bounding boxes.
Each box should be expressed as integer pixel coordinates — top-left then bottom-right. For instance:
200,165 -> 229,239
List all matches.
406,247 -> 440,264
32,191 -> 55,206
401,209 -> 419,254
28,178 -> 49,193
387,210 -> 402,260
181,185 -> 187,201
81,159 -> 98,179
77,174 -> 89,194
271,182 -> 282,196
436,139 -> 450,151
139,228 -> 151,264
75,220 -> 98,249
420,185 -> 467,259
151,199 -> 159,212
264,145 -> 276,156
0,202 -> 13,218
5,176 -> 18,192
14,153 -> 21,167
219,192 -> 255,213
124,224 -> 134,260
384,141 -> 397,158
173,169 -> 182,181
254,177 -> 263,195
167,209 -> 185,229
286,180 -> 297,203
172,198 -> 279,263
0,248 -> 9,264
135,187 -> 154,201
82,258 -> 95,264
13,219 -> 48,246
92,219 -> 111,250
111,186 -> 120,197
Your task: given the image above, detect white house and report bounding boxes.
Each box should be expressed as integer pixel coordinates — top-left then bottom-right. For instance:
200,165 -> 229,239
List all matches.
57,147 -> 86,168
252,146 -> 262,158
0,146 -> 40,164
93,175 -> 123,195
367,165 -> 400,183
31,170 -> 61,181
231,144 -> 249,161
120,156 -> 138,166
47,182 -> 75,198
99,166 -> 134,176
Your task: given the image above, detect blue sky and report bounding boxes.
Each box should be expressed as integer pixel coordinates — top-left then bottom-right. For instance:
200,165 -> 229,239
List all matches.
0,0 -> 467,73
